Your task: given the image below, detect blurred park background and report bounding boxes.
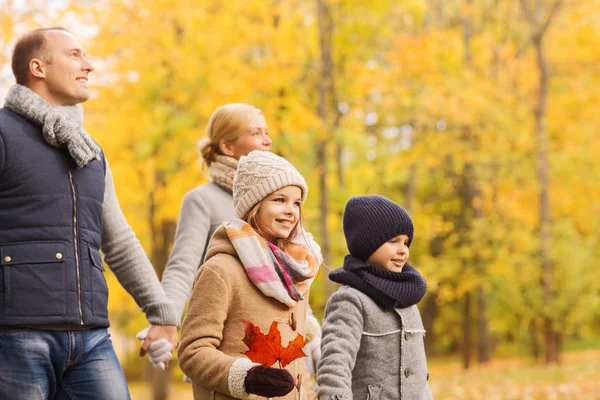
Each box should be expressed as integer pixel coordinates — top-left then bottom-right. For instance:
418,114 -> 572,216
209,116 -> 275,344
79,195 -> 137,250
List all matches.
2,0 -> 600,399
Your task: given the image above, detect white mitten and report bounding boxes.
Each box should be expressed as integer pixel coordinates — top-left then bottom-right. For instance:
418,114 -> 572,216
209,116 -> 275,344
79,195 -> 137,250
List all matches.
136,327 -> 174,370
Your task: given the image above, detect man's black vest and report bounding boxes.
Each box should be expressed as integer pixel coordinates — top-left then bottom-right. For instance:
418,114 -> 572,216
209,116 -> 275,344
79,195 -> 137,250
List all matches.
0,107 -> 109,327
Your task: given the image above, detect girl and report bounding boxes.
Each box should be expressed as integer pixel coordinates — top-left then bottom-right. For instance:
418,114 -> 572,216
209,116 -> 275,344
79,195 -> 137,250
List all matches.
317,195 -> 433,400
178,151 -> 322,400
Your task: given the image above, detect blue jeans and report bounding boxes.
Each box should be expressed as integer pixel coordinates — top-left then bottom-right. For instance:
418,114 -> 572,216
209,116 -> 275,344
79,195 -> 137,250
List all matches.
0,327 -> 131,400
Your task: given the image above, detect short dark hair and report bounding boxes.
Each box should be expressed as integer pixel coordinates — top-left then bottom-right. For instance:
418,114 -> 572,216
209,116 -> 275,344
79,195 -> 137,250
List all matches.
11,27 -> 69,85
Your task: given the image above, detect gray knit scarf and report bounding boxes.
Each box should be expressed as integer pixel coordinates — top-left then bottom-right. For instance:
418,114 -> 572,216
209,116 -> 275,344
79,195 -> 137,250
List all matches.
4,84 -> 101,168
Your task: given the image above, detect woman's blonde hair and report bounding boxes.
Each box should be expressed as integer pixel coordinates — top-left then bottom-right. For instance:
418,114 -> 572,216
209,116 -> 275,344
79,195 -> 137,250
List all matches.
198,103 -> 262,167
245,197 -> 306,251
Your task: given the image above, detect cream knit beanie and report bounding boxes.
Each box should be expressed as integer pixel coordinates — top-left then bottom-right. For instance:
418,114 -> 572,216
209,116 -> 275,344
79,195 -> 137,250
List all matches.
233,151 -> 308,219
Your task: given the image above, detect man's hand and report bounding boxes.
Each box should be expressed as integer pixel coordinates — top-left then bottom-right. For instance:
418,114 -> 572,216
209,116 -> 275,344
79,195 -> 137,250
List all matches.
136,326 -> 175,370
139,325 -> 178,366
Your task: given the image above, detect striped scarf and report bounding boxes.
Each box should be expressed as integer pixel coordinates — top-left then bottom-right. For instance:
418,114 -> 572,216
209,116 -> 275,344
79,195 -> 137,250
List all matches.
225,219 -> 322,307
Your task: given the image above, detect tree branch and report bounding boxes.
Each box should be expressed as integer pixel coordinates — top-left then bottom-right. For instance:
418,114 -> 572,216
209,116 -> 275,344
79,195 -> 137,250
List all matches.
538,0 -> 563,37
519,0 -> 535,25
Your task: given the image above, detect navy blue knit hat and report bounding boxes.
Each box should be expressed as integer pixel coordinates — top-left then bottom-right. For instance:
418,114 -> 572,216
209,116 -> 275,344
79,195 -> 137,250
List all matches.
343,195 -> 414,261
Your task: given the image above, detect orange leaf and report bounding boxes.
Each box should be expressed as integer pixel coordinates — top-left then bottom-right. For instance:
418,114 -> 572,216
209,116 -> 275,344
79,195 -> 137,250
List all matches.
242,319 -> 308,368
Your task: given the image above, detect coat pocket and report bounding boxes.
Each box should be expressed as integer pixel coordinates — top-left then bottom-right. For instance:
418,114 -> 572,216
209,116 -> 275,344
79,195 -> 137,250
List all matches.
89,245 -> 108,318
366,385 -> 381,400
1,241 -> 67,316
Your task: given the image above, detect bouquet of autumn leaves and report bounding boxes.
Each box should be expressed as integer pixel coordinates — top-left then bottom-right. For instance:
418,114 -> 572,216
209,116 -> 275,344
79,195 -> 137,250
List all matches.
242,319 -> 308,394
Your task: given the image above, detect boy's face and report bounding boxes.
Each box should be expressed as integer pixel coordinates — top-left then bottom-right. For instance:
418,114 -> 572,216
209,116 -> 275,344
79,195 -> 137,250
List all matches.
366,234 -> 410,272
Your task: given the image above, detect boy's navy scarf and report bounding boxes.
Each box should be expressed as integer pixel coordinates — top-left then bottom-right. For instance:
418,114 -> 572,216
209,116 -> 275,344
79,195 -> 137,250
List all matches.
329,255 -> 427,310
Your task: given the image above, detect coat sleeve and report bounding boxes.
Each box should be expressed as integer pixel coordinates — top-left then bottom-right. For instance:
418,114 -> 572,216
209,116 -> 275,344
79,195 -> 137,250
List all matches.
178,263 -> 256,398
160,189 -> 212,323
317,288 -> 364,400
101,160 -> 177,325
0,130 -> 5,173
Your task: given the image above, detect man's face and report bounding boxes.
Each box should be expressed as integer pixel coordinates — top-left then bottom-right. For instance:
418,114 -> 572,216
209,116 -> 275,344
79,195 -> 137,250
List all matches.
39,30 -> 94,106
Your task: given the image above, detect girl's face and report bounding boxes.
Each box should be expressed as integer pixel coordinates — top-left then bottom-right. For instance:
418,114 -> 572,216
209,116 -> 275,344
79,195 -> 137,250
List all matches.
366,234 -> 410,272
223,113 -> 272,160
256,186 -> 302,242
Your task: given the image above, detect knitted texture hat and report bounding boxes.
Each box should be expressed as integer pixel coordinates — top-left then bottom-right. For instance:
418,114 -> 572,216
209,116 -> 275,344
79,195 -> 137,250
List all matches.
343,195 -> 414,261
233,151 -> 308,218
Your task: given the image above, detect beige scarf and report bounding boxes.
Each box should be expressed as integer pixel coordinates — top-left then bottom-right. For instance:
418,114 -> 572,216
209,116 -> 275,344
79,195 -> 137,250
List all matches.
207,155 -> 238,193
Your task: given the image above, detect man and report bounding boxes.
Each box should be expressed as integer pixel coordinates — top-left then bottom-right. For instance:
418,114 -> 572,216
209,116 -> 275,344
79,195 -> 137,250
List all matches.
0,27 -> 177,399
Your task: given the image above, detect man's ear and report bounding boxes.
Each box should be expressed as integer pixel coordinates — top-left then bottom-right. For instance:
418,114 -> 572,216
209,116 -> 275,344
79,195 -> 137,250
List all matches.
29,58 -> 46,79
219,140 -> 234,157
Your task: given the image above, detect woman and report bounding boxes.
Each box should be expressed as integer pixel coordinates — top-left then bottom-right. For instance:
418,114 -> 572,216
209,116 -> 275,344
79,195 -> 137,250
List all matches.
136,103 -> 271,363
161,103 -> 272,324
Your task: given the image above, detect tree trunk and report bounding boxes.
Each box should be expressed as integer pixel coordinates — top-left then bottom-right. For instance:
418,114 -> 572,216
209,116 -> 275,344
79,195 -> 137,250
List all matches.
421,293 -> 438,356
315,140 -> 330,267
148,171 -> 177,400
476,285 -> 491,363
151,366 -> 169,400
529,318 -> 542,362
404,164 -> 416,214
535,33 -> 559,362
519,0 -> 562,364
462,0 -> 492,365
316,0 -> 335,293
461,293 -> 472,370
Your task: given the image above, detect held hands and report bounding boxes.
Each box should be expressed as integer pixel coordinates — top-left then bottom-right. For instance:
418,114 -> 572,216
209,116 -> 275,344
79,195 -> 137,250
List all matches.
136,325 -> 178,370
244,365 -> 295,398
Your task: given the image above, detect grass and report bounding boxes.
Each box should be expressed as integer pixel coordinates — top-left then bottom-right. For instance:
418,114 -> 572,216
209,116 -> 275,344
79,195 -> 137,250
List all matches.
129,349 -> 600,400
129,380 -> 194,400
428,349 -> 600,400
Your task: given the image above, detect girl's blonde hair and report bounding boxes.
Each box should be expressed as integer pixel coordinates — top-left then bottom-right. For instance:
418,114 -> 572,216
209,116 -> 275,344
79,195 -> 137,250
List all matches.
245,197 -> 306,251
198,103 -> 262,167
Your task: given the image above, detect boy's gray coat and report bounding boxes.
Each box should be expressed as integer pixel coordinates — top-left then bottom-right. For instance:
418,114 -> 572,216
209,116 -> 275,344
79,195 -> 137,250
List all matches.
317,286 -> 433,400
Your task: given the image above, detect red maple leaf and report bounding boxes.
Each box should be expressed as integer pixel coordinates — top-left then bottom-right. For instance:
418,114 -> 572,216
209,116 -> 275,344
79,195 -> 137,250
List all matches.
242,319 -> 308,368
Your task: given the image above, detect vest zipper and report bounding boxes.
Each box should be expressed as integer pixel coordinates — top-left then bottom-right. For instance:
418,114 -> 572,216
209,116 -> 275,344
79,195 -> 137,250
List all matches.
68,170 -> 84,325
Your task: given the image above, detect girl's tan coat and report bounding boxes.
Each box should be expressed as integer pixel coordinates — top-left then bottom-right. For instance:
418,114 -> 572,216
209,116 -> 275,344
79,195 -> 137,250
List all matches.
178,225 -> 312,400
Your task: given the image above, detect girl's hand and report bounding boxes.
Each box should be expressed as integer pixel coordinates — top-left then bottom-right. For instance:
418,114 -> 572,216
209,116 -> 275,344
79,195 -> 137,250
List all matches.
244,365 -> 295,397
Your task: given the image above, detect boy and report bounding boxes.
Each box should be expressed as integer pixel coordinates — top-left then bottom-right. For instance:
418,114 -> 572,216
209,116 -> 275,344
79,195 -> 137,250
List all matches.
318,195 -> 433,400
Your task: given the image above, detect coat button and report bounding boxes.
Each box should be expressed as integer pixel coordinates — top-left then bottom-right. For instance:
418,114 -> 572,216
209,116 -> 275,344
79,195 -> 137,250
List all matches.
56,253 -> 63,260
404,368 -> 411,378
404,332 -> 412,340
4,256 -> 11,262
427,372 -> 430,381
290,313 -> 297,331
